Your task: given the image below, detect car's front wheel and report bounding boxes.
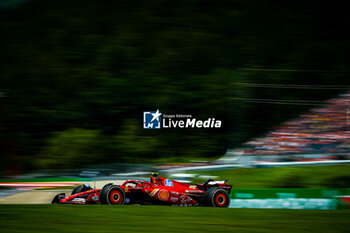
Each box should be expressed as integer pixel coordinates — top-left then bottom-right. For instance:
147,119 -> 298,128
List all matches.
99,184 -> 125,205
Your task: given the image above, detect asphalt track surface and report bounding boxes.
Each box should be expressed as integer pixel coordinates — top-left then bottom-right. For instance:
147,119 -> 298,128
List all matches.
0,180 -> 124,204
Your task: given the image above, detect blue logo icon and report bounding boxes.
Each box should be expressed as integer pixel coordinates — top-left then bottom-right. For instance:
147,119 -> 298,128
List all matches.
143,110 -> 162,129
164,179 -> 173,187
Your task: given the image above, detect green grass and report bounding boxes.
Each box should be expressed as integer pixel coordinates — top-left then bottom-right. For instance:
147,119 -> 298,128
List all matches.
191,164 -> 350,188
0,205 -> 349,233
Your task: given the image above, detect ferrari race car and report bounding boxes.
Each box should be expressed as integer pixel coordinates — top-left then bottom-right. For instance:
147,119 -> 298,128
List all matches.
52,173 -> 232,207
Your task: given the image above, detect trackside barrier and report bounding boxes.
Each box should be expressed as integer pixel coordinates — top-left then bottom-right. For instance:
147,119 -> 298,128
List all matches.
230,188 -> 350,199
229,198 -> 338,210
228,188 -> 350,209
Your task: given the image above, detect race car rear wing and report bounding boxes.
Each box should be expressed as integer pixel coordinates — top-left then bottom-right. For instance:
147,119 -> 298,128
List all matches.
196,179 -> 232,194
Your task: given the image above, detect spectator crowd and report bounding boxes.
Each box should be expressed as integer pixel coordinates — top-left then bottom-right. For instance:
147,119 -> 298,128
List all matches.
242,91 -> 350,157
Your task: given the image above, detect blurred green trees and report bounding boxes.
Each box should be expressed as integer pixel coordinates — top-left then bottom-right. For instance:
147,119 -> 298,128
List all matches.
0,0 -> 349,171
40,128 -> 104,169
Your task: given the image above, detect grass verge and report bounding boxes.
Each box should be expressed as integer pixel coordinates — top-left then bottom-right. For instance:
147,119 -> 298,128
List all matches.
0,205 -> 349,233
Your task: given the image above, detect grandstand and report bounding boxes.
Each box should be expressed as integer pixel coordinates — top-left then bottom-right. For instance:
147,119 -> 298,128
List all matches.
226,91 -> 350,162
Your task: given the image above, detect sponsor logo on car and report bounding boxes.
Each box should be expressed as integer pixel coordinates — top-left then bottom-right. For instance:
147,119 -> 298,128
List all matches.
180,195 -> 193,204
164,179 -> 173,187
184,189 -> 204,194
149,189 -> 159,197
91,194 -> 99,201
158,190 -> 169,201
72,198 -> 86,202
170,197 -> 179,202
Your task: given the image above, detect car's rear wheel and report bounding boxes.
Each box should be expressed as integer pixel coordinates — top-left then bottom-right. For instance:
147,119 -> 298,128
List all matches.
203,188 -> 230,207
100,184 -> 125,205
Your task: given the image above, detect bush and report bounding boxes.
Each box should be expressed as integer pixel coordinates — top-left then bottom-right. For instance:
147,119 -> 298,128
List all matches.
39,128 -> 106,169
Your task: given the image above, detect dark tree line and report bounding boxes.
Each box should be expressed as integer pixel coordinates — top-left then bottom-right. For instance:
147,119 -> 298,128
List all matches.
0,0 -> 349,171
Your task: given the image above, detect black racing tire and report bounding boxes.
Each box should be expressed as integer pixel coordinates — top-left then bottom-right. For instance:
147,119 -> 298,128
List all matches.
99,184 -> 125,205
203,188 -> 230,208
71,185 -> 83,195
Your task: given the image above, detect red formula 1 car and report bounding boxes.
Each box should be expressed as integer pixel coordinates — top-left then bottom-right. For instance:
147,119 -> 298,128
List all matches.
52,173 -> 232,207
